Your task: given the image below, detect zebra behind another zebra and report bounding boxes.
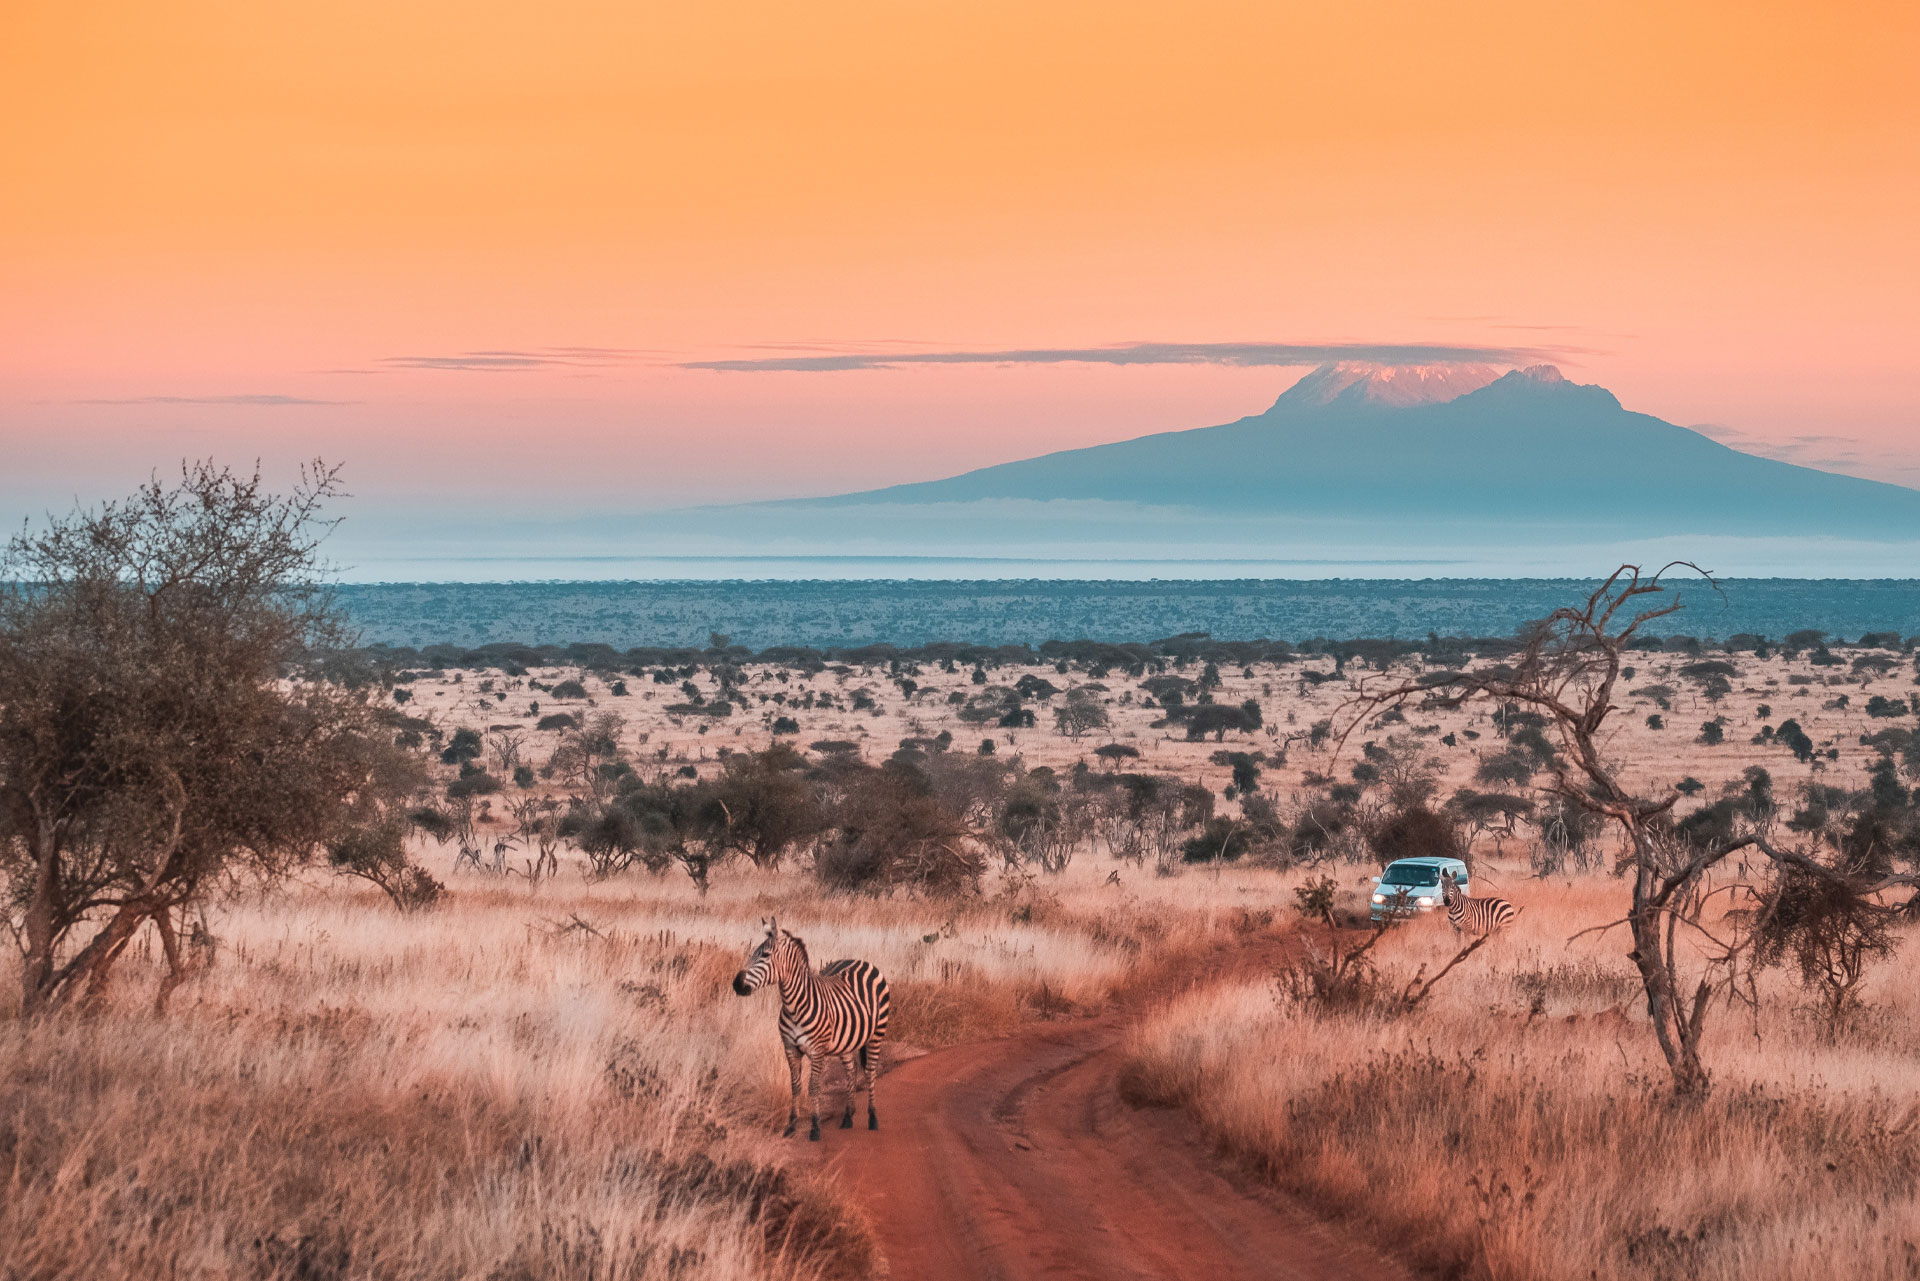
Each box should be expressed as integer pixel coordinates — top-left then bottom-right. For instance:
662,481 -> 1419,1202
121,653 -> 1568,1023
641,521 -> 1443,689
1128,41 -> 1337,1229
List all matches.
1440,872 -> 1518,936
733,919 -> 891,1140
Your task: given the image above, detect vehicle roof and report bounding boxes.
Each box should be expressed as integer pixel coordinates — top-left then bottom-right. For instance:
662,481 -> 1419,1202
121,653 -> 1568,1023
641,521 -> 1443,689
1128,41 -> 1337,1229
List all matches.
1382,856 -> 1468,867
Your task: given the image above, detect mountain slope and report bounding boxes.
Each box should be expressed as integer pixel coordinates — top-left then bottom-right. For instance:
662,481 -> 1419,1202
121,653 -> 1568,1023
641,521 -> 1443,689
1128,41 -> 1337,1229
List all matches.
795,366 -> 1920,538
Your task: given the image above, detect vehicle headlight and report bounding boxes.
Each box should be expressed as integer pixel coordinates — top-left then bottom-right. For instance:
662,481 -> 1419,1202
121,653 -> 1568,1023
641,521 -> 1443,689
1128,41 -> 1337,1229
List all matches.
1416,896 -> 1437,906
1370,893 -> 1386,904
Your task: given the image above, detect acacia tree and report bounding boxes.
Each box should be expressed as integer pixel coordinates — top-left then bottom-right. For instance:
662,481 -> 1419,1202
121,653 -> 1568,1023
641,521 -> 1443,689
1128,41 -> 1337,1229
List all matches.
0,462 -> 422,1013
325,739 -> 445,912
548,711 -> 628,798
1752,864 -> 1897,1035
1344,564 -> 1913,1096
1053,688 -> 1109,740
705,744 -> 823,868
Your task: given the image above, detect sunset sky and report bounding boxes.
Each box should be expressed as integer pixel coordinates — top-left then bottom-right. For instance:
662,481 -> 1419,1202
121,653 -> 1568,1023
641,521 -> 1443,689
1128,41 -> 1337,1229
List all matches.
3,0 -> 1917,541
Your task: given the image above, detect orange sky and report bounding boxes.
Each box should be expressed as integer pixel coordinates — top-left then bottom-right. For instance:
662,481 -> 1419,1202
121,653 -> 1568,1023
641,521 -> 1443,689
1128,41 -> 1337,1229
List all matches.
2,0 -> 1917,516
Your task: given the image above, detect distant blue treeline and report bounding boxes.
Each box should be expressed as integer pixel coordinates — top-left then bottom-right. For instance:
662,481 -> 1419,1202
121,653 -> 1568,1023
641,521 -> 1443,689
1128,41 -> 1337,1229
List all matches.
331,578 -> 1920,651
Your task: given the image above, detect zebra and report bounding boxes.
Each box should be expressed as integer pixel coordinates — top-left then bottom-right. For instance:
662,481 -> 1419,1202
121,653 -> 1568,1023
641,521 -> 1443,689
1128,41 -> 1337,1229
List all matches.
1439,871 -> 1517,935
732,919 -> 890,1140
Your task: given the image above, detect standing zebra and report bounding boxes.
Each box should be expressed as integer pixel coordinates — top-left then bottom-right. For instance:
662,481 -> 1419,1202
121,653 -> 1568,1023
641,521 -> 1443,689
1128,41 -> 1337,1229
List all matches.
733,919 -> 890,1140
1440,872 -> 1517,935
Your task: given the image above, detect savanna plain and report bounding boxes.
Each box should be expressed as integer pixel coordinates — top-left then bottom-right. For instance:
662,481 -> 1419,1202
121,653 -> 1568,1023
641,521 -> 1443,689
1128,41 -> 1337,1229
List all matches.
9,630 -> 1920,1281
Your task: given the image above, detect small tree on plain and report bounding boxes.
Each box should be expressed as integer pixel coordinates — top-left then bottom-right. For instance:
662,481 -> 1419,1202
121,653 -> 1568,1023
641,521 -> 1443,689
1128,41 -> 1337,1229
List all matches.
1184,700 -> 1262,742
487,728 -> 526,778
1053,688 -> 1109,740
327,804 -> 446,913
0,462 -> 424,1013
706,744 -> 823,868
548,711 -> 628,798
1753,864 -> 1898,1035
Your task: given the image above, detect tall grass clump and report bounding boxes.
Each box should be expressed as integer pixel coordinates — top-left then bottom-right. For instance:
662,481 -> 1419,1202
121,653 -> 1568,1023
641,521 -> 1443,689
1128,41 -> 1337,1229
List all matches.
1126,879 -> 1920,1281
0,888 -> 871,1281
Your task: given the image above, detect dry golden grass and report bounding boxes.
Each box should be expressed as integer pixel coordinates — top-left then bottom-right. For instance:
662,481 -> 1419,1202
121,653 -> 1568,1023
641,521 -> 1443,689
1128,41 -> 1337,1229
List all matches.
8,642 -> 1911,1278
0,881 -> 874,1281
1124,869 -> 1920,1281
0,853 -> 1283,1280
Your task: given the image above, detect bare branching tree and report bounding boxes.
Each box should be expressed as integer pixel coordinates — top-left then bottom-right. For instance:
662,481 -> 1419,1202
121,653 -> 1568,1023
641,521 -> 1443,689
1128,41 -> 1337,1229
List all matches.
487,728 -> 526,780
1341,563 -> 1915,1095
509,795 -> 562,882
548,712 -> 628,799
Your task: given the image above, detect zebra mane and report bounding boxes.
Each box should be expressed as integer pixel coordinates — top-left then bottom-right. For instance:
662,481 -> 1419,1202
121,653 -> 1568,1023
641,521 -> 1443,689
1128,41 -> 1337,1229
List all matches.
781,930 -> 811,969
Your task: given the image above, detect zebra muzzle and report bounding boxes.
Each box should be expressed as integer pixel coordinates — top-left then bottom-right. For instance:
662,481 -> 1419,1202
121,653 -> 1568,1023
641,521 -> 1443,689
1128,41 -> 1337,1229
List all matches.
732,973 -> 753,996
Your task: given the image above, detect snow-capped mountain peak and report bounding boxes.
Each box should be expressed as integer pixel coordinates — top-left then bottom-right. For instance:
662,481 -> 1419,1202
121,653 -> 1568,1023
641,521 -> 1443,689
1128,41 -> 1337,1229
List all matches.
1271,361 -> 1507,410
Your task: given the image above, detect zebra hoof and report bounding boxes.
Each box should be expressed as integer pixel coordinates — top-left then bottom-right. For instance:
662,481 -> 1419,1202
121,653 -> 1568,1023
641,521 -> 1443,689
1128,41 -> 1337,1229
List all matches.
781,1119 -> 796,1138
808,1121 -> 821,1142
839,1112 -> 854,1129
868,1112 -> 879,1131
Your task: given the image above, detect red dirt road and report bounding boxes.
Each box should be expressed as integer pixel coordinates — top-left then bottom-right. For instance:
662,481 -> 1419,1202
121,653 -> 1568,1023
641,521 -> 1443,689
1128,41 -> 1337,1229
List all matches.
804,946 -> 1410,1281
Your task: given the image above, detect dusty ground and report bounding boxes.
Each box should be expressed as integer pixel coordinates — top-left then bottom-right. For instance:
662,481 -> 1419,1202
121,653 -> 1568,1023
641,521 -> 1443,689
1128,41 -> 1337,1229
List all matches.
807,929 -> 1412,1281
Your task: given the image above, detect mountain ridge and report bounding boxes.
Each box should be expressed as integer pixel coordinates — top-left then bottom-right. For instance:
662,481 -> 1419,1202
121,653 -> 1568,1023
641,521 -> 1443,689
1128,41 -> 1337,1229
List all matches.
774,363 -> 1920,542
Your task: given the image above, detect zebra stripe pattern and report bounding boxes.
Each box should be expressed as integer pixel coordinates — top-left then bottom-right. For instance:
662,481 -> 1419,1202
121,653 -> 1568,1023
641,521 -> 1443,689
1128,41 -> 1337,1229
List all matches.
1440,872 -> 1517,935
733,918 -> 891,1140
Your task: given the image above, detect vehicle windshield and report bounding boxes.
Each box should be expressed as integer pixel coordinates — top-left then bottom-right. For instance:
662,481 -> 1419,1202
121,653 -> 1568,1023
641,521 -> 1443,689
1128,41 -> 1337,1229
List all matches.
1381,863 -> 1441,887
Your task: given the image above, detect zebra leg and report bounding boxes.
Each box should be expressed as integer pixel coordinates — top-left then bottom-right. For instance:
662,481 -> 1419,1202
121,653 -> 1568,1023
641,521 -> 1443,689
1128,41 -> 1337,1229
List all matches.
863,1043 -> 881,1130
781,1045 -> 803,1138
839,1052 -> 857,1127
806,1049 -> 824,1141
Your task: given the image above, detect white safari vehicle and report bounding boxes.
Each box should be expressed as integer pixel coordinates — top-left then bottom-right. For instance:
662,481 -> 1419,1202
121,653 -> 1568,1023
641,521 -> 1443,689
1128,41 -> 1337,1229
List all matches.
1369,856 -> 1471,923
